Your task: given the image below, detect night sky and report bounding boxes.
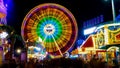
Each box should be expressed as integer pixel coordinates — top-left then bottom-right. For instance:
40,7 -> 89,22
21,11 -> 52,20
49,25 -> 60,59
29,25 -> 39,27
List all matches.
5,0 -> 120,50
6,0 -> 120,36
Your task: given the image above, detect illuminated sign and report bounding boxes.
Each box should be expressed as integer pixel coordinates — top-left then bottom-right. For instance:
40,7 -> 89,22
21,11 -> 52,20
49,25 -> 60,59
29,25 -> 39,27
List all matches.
84,26 -> 96,35
83,15 -> 104,28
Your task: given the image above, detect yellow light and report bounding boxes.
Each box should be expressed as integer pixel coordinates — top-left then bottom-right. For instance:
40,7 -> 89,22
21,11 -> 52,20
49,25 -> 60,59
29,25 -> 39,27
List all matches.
16,49 -> 21,54
96,23 -> 120,31
38,37 -> 42,42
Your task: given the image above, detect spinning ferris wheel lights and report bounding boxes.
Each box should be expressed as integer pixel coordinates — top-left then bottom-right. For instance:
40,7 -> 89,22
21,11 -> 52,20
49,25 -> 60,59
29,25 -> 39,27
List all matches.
21,3 -> 78,56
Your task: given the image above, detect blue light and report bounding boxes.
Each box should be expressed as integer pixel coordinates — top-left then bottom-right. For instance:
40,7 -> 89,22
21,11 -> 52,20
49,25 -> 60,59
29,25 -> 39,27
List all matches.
70,55 -> 78,58
77,39 -> 84,45
4,0 -> 15,25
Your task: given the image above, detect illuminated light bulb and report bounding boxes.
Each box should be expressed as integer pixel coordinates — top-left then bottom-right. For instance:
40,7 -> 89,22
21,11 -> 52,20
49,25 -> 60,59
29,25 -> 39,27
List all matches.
16,49 -> 21,54
0,31 -> 8,39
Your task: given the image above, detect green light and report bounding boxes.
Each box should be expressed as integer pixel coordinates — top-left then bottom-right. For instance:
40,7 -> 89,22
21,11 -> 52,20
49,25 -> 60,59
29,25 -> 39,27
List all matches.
36,16 -> 63,42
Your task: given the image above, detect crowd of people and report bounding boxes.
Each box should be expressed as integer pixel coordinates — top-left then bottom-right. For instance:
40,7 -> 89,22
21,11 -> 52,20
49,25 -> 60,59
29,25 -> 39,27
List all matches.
0,54 -> 120,68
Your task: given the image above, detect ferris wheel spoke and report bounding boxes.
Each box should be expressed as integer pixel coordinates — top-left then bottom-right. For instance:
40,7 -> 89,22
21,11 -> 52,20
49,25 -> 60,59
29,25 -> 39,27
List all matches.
43,35 -> 48,43
51,35 -> 63,56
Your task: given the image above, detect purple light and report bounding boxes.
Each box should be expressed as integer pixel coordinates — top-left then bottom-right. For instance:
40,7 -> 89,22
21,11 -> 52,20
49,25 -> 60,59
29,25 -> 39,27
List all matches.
0,0 -> 7,18
5,4 -> 7,7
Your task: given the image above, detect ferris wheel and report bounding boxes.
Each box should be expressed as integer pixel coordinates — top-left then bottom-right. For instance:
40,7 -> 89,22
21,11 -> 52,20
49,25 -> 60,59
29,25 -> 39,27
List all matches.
21,3 -> 78,57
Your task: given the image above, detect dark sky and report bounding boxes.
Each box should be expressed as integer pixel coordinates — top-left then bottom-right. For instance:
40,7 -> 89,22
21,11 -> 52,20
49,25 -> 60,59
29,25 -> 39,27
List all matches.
5,0 -> 120,50
7,0 -> 120,37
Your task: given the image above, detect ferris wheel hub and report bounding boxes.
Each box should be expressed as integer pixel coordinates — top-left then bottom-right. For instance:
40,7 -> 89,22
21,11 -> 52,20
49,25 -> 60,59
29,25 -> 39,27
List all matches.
44,24 -> 55,35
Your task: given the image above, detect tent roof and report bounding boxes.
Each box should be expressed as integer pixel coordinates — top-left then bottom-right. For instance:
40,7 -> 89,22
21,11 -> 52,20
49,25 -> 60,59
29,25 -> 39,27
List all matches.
80,35 -> 94,48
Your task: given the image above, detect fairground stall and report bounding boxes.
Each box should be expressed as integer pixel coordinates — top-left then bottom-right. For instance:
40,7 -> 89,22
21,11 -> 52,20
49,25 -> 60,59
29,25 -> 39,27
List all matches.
0,24 -> 14,64
73,22 -> 120,61
27,42 -> 47,61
